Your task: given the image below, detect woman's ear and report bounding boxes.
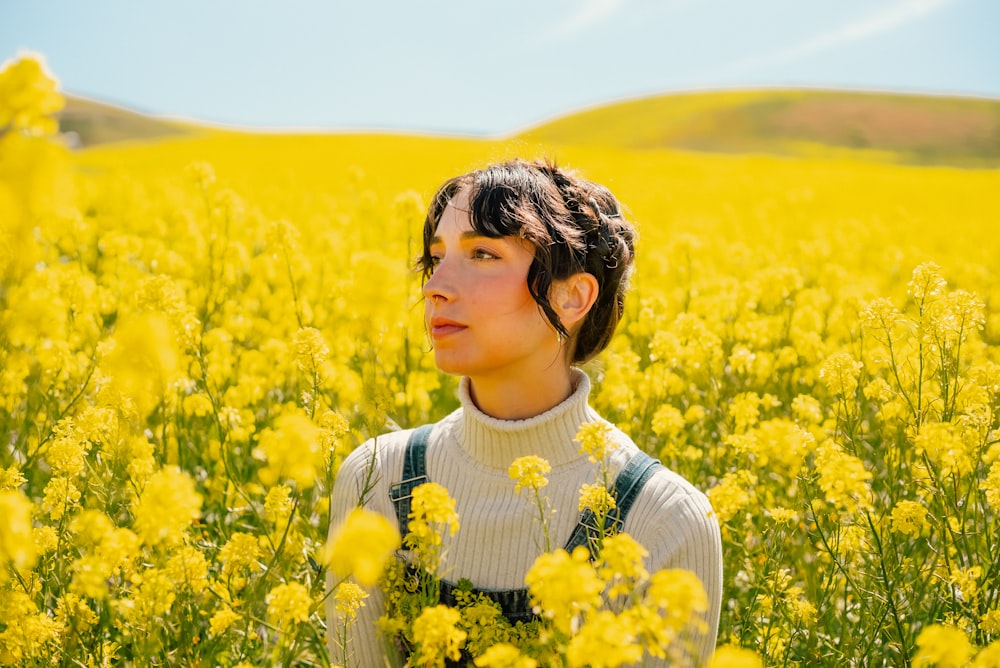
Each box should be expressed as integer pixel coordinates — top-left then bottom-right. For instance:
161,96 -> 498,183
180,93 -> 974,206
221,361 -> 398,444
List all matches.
551,272 -> 599,331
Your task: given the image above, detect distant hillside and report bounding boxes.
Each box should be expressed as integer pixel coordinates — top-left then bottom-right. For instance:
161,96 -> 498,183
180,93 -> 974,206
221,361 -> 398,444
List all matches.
517,89 -> 1000,168
60,89 -> 1000,167
60,95 -> 191,147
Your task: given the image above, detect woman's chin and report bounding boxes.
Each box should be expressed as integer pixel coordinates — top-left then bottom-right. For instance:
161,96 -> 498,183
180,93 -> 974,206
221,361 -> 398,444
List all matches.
432,354 -> 468,377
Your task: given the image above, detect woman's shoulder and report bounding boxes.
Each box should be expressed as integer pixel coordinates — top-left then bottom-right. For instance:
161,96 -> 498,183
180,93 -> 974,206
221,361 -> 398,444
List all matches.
331,425 -> 436,516
600,426 -> 715,531
336,427 -> 420,482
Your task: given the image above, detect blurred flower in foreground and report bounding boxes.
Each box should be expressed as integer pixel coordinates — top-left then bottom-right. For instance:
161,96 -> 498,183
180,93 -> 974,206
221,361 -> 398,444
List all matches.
913,624 -> 973,668
267,582 -> 312,630
254,413 -> 322,488
411,604 -> 466,667
0,490 -> 36,579
710,645 -> 764,668
132,466 -> 202,546
0,53 -> 64,136
322,508 -> 399,586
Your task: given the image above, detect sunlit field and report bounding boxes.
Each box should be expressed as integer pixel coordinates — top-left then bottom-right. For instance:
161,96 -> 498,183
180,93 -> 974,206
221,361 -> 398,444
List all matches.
3,56 -> 1000,667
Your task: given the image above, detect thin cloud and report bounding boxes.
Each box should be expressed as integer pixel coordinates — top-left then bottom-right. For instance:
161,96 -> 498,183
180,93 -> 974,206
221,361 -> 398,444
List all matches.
547,0 -> 627,42
710,0 -> 961,78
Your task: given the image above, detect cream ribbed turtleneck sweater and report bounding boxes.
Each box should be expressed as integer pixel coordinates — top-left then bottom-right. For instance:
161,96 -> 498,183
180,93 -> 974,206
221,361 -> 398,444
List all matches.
326,370 -> 722,667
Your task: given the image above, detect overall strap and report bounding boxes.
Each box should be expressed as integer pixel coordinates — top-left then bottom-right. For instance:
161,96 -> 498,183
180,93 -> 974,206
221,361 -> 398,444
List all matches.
563,451 -> 664,558
389,424 -> 433,537
439,579 -> 538,624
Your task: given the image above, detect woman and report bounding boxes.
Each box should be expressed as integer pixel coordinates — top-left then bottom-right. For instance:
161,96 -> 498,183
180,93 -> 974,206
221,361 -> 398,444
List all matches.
327,159 -> 722,666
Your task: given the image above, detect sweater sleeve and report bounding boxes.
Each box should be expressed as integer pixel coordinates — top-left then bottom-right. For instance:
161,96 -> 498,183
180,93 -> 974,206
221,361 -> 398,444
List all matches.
325,438 -> 403,668
625,469 -> 724,667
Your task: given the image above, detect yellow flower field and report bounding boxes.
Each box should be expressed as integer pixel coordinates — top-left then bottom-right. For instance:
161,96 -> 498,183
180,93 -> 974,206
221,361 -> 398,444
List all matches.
2,55 -> 1000,666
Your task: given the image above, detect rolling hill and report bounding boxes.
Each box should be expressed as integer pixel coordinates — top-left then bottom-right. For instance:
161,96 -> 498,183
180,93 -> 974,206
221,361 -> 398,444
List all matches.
61,89 -> 1000,167
516,89 -> 1000,168
59,95 -> 192,147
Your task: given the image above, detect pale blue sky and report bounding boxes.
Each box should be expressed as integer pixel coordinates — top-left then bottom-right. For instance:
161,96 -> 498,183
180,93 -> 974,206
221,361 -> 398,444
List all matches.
2,0 -> 998,135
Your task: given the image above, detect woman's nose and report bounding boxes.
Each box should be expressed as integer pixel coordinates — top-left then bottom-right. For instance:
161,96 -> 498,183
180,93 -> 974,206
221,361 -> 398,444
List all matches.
422,262 -> 454,303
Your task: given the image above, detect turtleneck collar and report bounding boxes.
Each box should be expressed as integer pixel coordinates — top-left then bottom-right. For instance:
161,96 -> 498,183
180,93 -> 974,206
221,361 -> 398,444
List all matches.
451,368 -> 598,470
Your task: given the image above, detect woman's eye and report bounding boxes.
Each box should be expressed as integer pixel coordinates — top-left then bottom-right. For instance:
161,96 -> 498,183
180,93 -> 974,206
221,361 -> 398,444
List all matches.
473,248 -> 497,260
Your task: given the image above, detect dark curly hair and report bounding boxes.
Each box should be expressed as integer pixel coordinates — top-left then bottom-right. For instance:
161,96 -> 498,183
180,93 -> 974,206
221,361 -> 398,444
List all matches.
418,158 -> 636,364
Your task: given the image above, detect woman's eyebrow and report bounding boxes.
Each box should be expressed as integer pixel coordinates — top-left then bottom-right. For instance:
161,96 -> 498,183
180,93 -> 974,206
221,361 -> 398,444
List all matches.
429,230 -> 493,245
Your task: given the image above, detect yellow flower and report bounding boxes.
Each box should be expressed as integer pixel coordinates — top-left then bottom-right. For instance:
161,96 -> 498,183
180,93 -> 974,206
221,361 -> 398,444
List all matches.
0,606 -> 63,664
103,312 -> 181,416
474,643 -> 537,668
32,526 -> 58,554
264,484 -> 295,525
127,567 -> 177,620
132,466 -> 202,546
915,421 -> 973,479
890,500 -> 929,538
70,555 -> 113,599
55,594 -> 98,633
41,475 -> 80,521
579,483 -> 616,515
566,610 -> 643,668
509,455 -> 551,494
707,471 -> 756,524
182,392 -> 214,417
45,417 -> 90,477
908,262 -> 947,305
863,377 -> 895,404
818,352 -> 862,397
323,508 -> 400,586
576,420 -> 614,463
209,605 -> 241,636
766,507 -> 798,524
729,392 -> 761,432
981,608 -> 1000,634
266,582 -> 312,629
525,547 -> 603,634
254,413 -> 323,488
411,605 -> 466,667
333,582 -> 368,622
948,565 -> 983,603
973,641 -> 1000,668
790,394 -> 823,425
813,440 -> 872,515
0,54 -> 64,136
651,404 -> 685,438
913,624 -> 973,668
70,509 -> 114,548
927,289 -> 986,347
294,326 -> 329,376
598,533 -> 649,598
0,465 -> 26,491
837,523 -> 867,562
320,409 -> 352,470
406,482 -> 460,573
981,462 -> 1000,512
219,532 -> 262,581
166,545 -> 209,594
644,568 -> 709,632
786,588 -> 817,626
860,297 -> 906,342
0,490 -> 36,577
97,526 -> 139,574
710,645 -> 764,668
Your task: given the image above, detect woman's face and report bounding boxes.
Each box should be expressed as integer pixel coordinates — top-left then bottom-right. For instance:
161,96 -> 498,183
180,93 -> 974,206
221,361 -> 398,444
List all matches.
422,190 -> 561,384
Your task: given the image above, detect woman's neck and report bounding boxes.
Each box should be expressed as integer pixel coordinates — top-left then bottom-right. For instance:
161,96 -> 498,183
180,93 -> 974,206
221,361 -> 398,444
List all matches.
455,369 -> 595,470
466,368 -> 575,420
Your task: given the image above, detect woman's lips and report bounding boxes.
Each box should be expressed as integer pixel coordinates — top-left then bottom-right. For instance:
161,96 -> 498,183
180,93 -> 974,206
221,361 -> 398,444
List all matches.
430,317 -> 466,339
